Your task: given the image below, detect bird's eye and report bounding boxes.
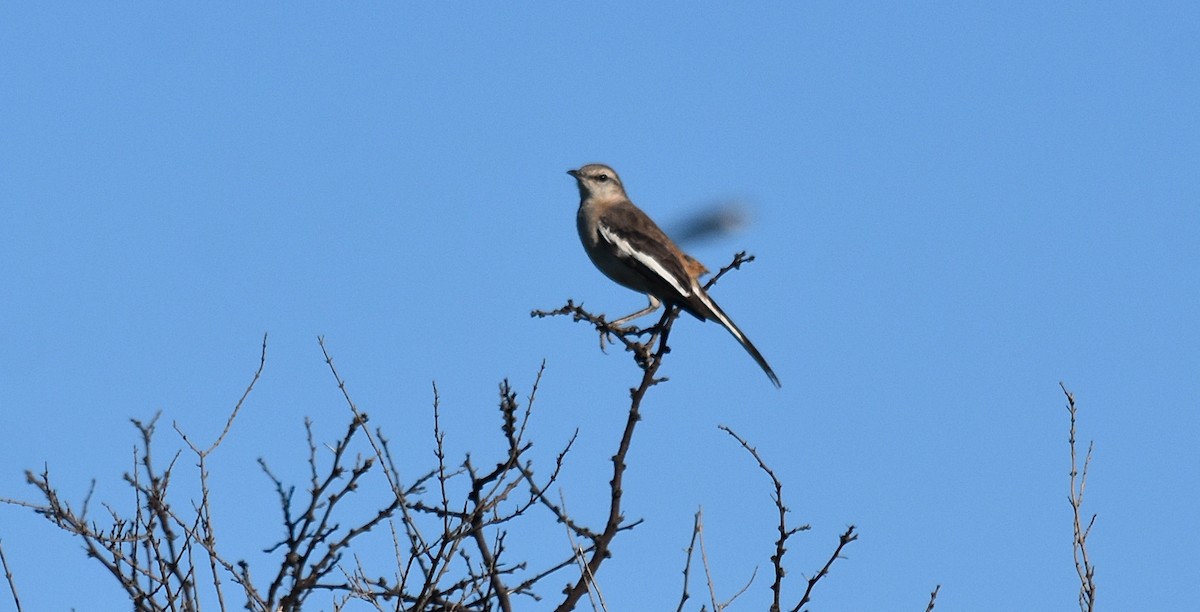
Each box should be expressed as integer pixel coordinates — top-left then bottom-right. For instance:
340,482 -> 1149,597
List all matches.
597,174 -> 609,182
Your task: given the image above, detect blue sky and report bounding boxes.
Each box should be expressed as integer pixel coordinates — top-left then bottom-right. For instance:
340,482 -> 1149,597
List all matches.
2,3 -> 1198,610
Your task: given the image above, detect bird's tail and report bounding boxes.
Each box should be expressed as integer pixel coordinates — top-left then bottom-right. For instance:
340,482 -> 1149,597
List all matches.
690,286 -> 781,388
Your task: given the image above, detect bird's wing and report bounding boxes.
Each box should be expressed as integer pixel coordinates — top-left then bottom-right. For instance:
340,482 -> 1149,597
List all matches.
596,202 -> 696,301
596,201 -> 780,387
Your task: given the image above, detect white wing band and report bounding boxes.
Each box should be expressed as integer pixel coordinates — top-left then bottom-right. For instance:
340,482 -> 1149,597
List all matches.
598,224 -> 692,298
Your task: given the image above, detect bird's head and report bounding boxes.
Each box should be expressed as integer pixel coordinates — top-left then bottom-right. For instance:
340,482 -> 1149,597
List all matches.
568,164 -> 626,202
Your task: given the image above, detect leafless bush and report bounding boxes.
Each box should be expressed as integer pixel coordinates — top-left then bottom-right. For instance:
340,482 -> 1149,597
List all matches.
2,333 -> 590,611
2,254 -> 948,610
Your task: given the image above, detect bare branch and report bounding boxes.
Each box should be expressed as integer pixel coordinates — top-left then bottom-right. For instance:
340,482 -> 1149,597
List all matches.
180,332 -> 267,457
537,253 -> 755,611
925,584 -> 941,612
792,525 -> 858,612
719,426 -> 810,611
694,507 -> 757,612
702,251 -> 756,290
675,510 -> 702,612
552,305 -> 670,611
1062,382 -> 1097,612
0,538 -> 22,612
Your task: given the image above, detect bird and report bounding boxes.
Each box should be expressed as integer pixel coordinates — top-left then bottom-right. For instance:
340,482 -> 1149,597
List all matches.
568,163 -> 780,387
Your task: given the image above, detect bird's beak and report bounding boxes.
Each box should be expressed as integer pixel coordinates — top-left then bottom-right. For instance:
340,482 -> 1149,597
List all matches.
566,169 -> 580,178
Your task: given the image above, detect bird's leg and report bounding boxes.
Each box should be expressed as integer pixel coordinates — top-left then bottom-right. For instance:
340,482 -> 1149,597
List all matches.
597,295 -> 661,354
610,295 -> 662,329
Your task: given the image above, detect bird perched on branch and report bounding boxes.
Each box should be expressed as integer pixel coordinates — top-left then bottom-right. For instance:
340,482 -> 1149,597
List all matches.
568,163 -> 780,387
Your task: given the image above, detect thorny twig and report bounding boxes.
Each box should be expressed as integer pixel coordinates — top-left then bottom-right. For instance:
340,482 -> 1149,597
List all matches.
675,510 -> 702,612
695,508 -> 756,612
0,538 -> 22,612
720,426 -> 857,612
794,526 -> 858,612
925,584 -> 941,612
1062,382 -> 1097,612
